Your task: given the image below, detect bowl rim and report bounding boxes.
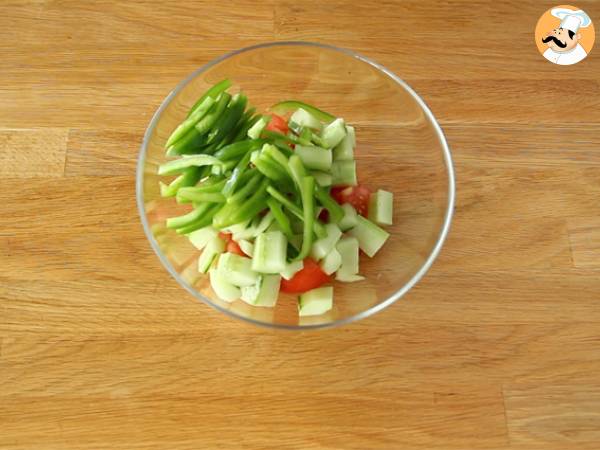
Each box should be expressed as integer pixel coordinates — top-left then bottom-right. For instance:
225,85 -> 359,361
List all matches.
136,41 -> 456,330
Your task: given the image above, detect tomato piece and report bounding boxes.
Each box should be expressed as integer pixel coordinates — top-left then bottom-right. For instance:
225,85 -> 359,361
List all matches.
218,232 -> 232,243
280,258 -> 330,294
265,113 -> 289,135
318,209 -> 329,223
330,185 -> 370,216
226,240 -> 247,257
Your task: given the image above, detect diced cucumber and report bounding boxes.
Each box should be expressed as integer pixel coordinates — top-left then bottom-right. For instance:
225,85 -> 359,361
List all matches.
338,203 -> 358,231
310,223 -> 342,261
241,274 -> 281,307
368,189 -> 394,226
312,171 -> 332,187
320,248 -> 342,275
241,283 -> 260,304
186,226 -> 218,250
294,145 -> 332,171
290,108 -> 322,131
333,125 -> 355,161
251,211 -> 275,237
238,239 -> 254,257
336,273 -> 365,283
281,260 -> 303,280
298,286 -> 333,317
247,116 -> 269,139
321,118 -> 346,149
217,252 -> 260,287
347,216 -> 390,257
209,268 -> 240,302
198,236 -> 226,273
331,160 -> 357,186
336,236 -> 360,276
252,231 -> 287,273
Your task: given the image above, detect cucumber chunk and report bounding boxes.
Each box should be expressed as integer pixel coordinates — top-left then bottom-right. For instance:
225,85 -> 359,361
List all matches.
312,171 -> 333,187
335,273 -> 365,283
241,274 -> 281,307
321,118 -> 346,149
186,226 -> 218,250
310,223 -> 342,261
335,236 -> 360,278
338,203 -> 358,231
198,236 -> 226,273
252,231 -> 288,273
320,248 -> 342,275
298,286 -> 333,317
290,108 -> 322,130
209,268 -> 240,302
368,189 -> 394,226
247,116 -> 269,139
238,239 -> 254,257
347,216 -> 390,257
217,252 -> 260,287
294,145 -> 332,171
331,160 -> 357,186
333,125 -> 355,161
281,260 -> 304,280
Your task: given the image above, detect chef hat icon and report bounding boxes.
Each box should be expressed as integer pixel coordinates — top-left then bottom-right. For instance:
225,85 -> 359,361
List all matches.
551,7 -> 592,33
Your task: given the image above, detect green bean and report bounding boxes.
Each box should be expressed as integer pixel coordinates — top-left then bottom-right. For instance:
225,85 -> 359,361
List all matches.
294,176 -> 315,261
176,203 -> 222,234
194,92 -> 231,135
159,166 -> 202,198
187,79 -> 232,118
267,198 -> 293,239
314,186 -> 344,223
166,96 -> 215,148
157,155 -> 223,176
166,202 -> 213,229
227,171 -> 263,204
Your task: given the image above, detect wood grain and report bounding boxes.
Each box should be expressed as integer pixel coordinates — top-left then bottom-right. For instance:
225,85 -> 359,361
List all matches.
1,1 -> 600,449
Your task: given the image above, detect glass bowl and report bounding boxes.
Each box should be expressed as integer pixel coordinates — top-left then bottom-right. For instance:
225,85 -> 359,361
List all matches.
137,42 -> 455,330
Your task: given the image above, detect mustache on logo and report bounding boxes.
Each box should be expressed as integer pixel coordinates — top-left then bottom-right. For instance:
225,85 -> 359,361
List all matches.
542,35 -> 567,48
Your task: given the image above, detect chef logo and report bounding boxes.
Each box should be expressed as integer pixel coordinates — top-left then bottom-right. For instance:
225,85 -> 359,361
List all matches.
535,5 -> 595,65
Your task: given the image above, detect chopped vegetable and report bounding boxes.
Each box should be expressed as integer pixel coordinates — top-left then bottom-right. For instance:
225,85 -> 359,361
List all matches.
298,286 -> 333,317
158,80 -> 395,315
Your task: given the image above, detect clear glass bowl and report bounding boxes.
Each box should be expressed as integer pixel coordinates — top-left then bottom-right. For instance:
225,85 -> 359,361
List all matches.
137,42 -> 455,329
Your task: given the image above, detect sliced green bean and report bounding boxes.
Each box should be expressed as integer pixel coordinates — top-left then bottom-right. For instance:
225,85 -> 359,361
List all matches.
294,176 -> 315,262
267,198 -> 294,239
166,202 -> 213,229
159,166 -> 202,198
194,92 -> 231,135
187,79 -> 232,118
270,100 -> 336,124
314,186 -> 344,223
227,171 -> 263,204
157,155 -> 223,176
166,96 -> 215,148
222,153 -> 253,197
176,203 -> 222,234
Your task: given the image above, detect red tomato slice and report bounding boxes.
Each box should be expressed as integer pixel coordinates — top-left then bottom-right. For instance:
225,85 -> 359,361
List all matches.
226,240 -> 247,257
280,258 -> 330,294
265,113 -> 289,135
218,232 -> 232,243
330,185 -> 371,216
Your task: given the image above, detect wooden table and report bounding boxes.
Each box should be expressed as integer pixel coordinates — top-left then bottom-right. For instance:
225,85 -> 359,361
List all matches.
2,1 -> 600,448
